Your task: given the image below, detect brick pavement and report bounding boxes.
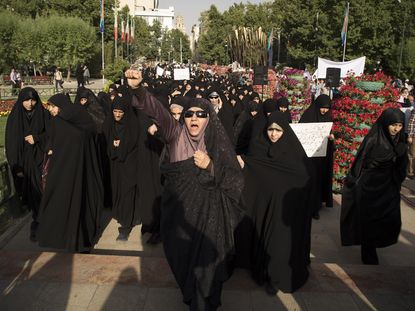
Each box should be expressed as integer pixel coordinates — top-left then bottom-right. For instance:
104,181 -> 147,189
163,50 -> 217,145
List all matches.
0,193 -> 414,310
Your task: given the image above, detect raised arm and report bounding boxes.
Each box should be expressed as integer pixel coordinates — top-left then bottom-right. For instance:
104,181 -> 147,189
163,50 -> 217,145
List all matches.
126,69 -> 180,143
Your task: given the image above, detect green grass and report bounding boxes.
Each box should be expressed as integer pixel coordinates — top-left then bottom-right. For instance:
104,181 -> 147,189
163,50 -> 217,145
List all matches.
0,116 -> 7,162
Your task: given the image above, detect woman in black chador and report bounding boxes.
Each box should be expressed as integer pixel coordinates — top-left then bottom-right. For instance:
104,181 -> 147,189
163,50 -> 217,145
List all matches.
237,111 -> 312,294
5,87 -> 48,241
300,94 -> 334,219
37,94 -> 103,253
102,95 -> 141,241
126,69 -> 243,311
341,108 -> 407,265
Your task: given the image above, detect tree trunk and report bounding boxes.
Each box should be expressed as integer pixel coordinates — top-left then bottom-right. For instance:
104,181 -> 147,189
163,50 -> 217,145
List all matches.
66,66 -> 71,82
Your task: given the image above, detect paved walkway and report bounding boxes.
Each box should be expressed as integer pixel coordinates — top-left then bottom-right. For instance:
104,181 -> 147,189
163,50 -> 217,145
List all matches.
0,190 -> 414,310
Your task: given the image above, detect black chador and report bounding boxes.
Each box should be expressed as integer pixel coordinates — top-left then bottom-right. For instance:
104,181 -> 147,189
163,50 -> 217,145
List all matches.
131,87 -> 243,311
5,87 -> 48,241
341,108 -> 407,264
239,111 -> 312,293
102,95 -> 142,240
37,94 -> 104,253
299,94 -> 334,218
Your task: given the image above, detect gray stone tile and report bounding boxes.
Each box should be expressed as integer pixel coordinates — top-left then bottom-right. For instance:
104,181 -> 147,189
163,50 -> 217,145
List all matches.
251,290 -> 306,311
0,280 -> 47,310
351,293 -> 415,311
87,284 -> 148,311
143,288 -> 186,311
301,292 -> 360,311
219,290 -> 252,311
36,282 -> 97,308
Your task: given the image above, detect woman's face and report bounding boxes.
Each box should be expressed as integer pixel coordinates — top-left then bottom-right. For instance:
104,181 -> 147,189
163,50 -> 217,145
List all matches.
185,84 -> 191,91
388,122 -> 403,136
320,108 -> 329,115
47,104 -> 59,117
184,107 -> 208,137
80,98 -> 88,105
267,123 -> 284,143
113,109 -> 125,122
279,107 -> 288,112
170,107 -> 182,121
22,98 -> 37,111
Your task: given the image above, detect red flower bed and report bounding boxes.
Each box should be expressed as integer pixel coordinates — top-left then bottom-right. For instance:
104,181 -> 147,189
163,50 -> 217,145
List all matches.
332,72 -> 400,192
0,100 -> 15,116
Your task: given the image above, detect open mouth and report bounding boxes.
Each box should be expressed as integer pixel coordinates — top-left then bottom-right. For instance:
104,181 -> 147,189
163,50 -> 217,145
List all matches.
191,124 -> 199,129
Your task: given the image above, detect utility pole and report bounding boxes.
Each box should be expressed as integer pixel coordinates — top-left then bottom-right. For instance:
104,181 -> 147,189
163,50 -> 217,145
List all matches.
180,37 -> 183,63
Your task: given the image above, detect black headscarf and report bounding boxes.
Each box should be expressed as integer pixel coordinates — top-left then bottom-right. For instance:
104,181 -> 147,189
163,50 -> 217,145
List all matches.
262,99 -> 278,115
276,97 -> 292,123
48,93 -> 96,133
300,94 -> 332,123
347,108 -> 407,183
6,87 -> 47,175
74,87 -> 106,132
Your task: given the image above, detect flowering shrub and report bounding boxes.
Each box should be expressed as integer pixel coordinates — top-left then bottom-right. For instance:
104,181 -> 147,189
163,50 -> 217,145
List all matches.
332,72 -> 400,192
0,100 -> 14,117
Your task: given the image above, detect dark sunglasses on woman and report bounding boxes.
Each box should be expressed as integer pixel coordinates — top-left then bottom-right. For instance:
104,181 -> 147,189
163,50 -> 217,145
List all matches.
184,110 -> 209,118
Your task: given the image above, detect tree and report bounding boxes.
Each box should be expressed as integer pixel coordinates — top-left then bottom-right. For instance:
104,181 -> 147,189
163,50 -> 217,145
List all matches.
0,11 -> 19,73
196,5 -> 228,64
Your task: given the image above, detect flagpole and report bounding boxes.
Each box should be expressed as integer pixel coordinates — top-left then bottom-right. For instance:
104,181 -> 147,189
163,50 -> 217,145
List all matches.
342,2 -> 349,62
114,7 -> 118,59
100,0 -> 105,86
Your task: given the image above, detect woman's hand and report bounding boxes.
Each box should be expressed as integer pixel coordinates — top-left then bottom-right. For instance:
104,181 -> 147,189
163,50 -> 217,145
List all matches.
25,135 -> 35,145
124,69 -> 143,89
148,124 -> 158,136
236,155 -> 245,168
113,140 -> 120,147
194,150 -> 211,169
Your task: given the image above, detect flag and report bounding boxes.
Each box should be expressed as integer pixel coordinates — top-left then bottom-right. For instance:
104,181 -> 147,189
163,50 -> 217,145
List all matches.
267,29 -> 273,67
267,29 -> 273,50
121,20 -> 125,42
341,3 -> 349,46
125,16 -> 130,44
99,0 -> 105,33
114,9 -> 118,40
130,18 -> 135,42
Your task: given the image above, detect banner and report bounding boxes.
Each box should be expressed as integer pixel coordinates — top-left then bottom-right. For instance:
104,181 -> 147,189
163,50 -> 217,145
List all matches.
156,66 -> 164,77
290,122 -> 333,157
315,57 -> 365,79
174,68 -> 190,80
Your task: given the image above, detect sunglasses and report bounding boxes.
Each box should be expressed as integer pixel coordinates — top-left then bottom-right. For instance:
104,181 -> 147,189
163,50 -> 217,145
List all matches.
184,110 -> 209,118
209,96 -> 219,99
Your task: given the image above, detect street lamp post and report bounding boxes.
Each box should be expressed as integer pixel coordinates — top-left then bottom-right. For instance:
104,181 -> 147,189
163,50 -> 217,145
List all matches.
277,30 -> 281,66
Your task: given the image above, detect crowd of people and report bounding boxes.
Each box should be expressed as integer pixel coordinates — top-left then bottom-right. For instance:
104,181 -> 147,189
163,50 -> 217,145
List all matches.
4,64 -> 410,310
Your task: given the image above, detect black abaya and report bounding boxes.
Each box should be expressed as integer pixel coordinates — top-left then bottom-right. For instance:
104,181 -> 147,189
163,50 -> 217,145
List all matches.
5,87 -> 48,227
299,94 -> 334,210
341,108 -> 407,249
240,111 -> 312,292
131,88 -> 243,310
37,94 -> 104,252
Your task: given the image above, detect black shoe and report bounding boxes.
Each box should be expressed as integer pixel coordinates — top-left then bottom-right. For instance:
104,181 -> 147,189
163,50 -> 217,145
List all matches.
312,211 -> 320,220
146,232 -> 161,245
116,232 -> 129,241
265,282 -> 278,296
30,221 -> 38,242
361,245 -> 379,265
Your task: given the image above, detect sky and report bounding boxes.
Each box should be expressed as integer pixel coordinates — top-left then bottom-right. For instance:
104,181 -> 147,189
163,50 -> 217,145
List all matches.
159,0 -> 265,35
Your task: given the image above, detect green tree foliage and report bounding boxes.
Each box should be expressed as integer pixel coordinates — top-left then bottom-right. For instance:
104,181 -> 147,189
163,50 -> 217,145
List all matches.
0,11 -> 19,73
0,13 -> 97,76
196,5 -> 229,64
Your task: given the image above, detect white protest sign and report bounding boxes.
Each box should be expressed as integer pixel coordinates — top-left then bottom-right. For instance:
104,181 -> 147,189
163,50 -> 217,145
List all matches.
156,66 -> 164,77
316,57 -> 366,79
174,68 -> 190,80
289,122 -> 333,157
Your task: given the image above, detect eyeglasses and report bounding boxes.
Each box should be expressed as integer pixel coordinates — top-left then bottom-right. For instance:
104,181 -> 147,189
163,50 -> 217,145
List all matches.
183,110 -> 209,118
209,96 -> 219,99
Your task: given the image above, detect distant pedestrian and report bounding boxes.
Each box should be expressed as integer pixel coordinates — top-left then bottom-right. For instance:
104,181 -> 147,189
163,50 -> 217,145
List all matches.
54,67 -> 64,93
83,65 -> 90,85
10,68 -> 19,95
75,64 -> 84,88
